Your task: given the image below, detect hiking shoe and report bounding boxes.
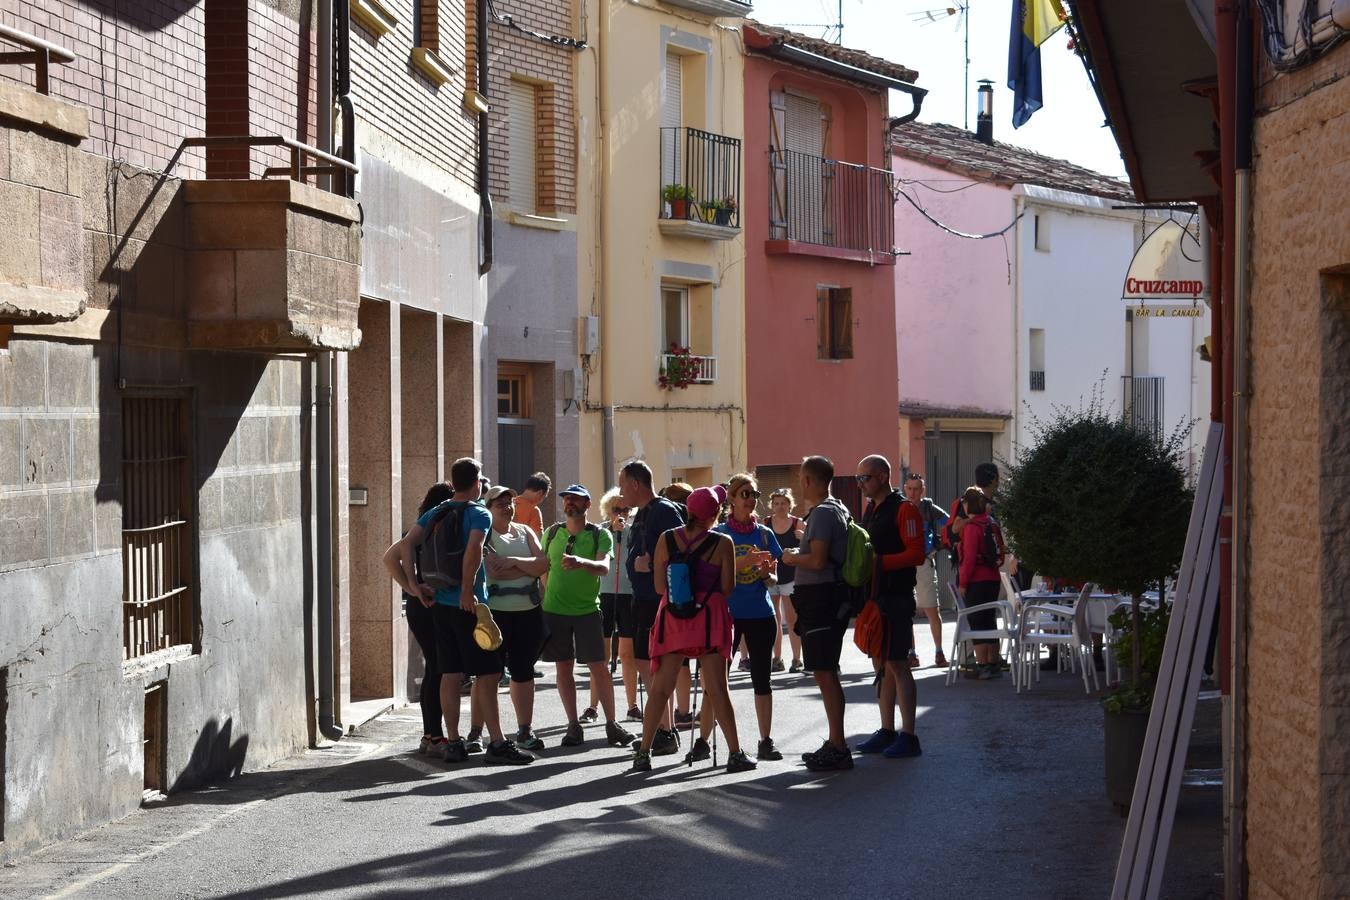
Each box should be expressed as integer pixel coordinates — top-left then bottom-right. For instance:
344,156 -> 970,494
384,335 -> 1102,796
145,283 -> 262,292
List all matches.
630,750 -> 652,772
685,737 -> 711,763
856,728 -> 898,754
908,650 -> 921,668
460,678 -> 473,695
726,750 -> 757,773
977,665 -> 1002,681
560,722 -> 585,747
605,720 -> 636,748
626,705 -> 643,722
771,657 -> 786,673
803,741 -> 854,772
737,657 -> 752,672
442,739 -> 468,764
673,709 -> 694,731
465,729 -> 485,754
485,739 -> 535,765
652,728 -> 680,756
580,707 -> 599,723
418,736 -> 443,755
788,659 -> 803,673
757,738 -> 783,761
932,652 -> 949,668
499,673 -> 510,688
883,732 -> 923,759
516,729 -> 545,752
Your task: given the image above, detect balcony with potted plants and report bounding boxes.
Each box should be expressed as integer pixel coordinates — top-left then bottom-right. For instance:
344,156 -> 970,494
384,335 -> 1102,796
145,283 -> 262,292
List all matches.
658,127 -> 742,241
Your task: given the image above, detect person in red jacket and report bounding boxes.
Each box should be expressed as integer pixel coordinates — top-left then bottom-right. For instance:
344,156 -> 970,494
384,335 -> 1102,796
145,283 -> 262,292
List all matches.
855,455 -> 928,758
958,486 -> 1005,680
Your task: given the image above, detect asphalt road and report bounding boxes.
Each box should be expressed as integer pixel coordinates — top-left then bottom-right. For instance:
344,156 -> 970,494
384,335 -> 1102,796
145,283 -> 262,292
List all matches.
1,622 -> 1178,900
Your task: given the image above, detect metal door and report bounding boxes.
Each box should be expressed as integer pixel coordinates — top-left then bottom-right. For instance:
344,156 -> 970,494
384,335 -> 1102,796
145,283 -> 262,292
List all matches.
497,422 -> 534,492
925,430 -> 995,590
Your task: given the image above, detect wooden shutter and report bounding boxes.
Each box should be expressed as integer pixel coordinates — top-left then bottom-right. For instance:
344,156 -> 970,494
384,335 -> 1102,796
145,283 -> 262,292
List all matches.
769,91 -> 787,239
785,93 -> 823,243
509,79 -> 537,213
816,286 -> 829,359
662,52 -> 683,188
832,289 -> 853,359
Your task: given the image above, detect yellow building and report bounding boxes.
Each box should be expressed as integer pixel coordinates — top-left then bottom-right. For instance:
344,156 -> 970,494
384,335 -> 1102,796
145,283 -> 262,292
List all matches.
576,0 -> 750,491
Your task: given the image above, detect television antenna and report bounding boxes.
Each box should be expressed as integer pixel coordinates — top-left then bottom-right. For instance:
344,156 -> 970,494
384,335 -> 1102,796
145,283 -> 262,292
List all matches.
912,3 -> 971,128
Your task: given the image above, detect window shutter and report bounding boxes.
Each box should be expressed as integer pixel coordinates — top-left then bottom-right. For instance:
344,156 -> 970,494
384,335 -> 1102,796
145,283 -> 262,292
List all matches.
785,94 -> 823,243
509,79 -> 537,213
816,287 -> 829,359
769,91 -> 787,238
662,52 -> 684,188
833,290 -> 854,359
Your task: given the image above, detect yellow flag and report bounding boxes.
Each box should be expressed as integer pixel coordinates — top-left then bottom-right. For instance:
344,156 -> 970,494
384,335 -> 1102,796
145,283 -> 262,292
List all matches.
1021,0 -> 1067,46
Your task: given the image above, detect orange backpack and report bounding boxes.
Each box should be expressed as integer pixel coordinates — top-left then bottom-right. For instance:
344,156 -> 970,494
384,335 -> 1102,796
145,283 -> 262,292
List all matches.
853,600 -> 885,660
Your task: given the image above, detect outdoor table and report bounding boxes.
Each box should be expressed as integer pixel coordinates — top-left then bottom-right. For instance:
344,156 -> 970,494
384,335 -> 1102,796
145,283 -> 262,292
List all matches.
1019,590 -> 1121,605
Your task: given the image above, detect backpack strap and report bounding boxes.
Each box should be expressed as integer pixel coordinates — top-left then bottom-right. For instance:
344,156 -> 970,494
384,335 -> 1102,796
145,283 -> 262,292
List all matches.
586,522 -> 604,560
543,523 -> 562,555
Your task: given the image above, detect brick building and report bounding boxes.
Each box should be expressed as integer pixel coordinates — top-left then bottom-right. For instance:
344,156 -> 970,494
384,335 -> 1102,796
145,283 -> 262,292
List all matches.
1072,2 -> 1350,895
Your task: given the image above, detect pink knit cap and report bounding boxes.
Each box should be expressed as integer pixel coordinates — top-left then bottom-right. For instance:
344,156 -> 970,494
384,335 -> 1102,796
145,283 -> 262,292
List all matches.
687,484 -> 727,521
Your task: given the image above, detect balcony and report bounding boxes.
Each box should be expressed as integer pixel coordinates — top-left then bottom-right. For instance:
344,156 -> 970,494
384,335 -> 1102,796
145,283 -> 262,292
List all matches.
767,150 -> 896,265
659,127 -> 741,241
1123,375 -> 1165,440
0,26 -> 87,326
659,0 -> 752,18
659,352 -> 717,387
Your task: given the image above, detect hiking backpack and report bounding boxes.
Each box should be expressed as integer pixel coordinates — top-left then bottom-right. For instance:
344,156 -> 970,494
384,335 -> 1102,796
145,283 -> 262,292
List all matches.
975,519 -> 1006,569
543,522 -> 605,561
663,529 -> 720,620
840,508 -> 876,590
416,501 -> 478,589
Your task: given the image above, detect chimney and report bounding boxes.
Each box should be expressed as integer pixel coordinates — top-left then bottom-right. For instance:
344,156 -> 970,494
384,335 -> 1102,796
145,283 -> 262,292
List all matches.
976,79 -> 994,144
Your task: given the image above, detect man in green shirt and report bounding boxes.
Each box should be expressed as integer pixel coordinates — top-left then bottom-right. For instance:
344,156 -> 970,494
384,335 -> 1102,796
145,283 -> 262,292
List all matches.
541,485 -> 635,750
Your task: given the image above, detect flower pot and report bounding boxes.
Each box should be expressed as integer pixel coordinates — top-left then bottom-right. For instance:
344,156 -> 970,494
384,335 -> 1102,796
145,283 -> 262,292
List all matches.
713,208 -> 734,226
699,205 -> 717,224
1104,705 -> 1151,814
669,199 -> 690,219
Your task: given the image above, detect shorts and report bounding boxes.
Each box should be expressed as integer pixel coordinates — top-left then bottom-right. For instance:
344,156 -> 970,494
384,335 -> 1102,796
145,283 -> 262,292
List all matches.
495,606 -> 545,682
914,558 -> 939,610
608,592 -> 635,639
768,581 -> 795,597
791,582 -> 850,673
541,610 -> 607,664
876,590 -> 918,662
433,602 -> 503,677
632,595 -> 660,661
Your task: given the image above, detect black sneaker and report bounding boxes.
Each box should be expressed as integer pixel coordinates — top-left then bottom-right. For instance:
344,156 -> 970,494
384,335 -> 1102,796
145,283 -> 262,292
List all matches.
626,705 -> 643,722
652,728 -> 680,756
629,750 -> 652,772
726,750 -> 757,773
605,720 -> 636,747
757,737 -> 783,761
485,739 -> 535,765
802,740 -> 853,772
516,728 -> 545,752
442,739 -> 468,764
465,729 -> 485,754
580,707 -> 599,723
685,737 -> 711,763
673,709 -> 694,731
560,722 -> 585,747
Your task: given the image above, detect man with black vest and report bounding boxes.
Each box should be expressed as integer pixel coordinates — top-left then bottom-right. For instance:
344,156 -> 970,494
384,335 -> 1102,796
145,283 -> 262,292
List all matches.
855,454 -> 927,759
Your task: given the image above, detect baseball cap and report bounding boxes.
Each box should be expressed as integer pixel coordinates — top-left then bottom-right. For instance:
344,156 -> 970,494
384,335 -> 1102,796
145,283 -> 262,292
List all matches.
484,485 -> 515,504
558,484 -> 591,501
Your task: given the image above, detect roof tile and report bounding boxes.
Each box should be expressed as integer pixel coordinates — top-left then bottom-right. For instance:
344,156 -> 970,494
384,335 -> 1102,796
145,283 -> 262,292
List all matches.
745,22 -> 919,84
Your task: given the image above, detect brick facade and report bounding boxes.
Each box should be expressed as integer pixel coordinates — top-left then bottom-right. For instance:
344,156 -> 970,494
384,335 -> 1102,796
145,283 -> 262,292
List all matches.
1247,42 -> 1350,900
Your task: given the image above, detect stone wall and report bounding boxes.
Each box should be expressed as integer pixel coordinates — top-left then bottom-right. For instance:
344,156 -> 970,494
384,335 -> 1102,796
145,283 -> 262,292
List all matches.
1247,41 -> 1350,900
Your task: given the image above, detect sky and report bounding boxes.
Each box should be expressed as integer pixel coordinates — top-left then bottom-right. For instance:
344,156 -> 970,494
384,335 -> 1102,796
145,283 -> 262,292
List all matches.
750,0 -> 1129,179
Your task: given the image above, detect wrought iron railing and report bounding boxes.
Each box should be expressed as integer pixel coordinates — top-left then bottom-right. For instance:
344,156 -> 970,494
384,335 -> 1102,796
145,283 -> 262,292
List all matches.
1030,370 -> 1046,391
1123,375 -> 1165,440
659,127 -> 742,228
770,149 -> 895,255
659,352 -> 717,385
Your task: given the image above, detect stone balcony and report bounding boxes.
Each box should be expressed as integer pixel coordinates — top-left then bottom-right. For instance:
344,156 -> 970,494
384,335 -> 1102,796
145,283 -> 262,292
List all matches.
184,178 -> 361,352
0,82 -> 88,325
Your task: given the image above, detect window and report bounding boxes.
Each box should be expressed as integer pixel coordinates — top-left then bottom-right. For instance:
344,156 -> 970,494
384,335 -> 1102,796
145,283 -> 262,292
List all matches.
122,395 -> 195,660
497,363 -> 532,419
508,78 -> 538,213
1029,328 -> 1046,390
661,51 -> 684,190
817,287 -> 853,360
1034,212 -> 1050,251
662,286 -> 689,350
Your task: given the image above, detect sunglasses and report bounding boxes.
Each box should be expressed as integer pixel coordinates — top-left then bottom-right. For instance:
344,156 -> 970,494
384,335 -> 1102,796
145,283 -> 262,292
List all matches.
855,473 -> 873,484
737,489 -> 761,500
613,507 -> 630,515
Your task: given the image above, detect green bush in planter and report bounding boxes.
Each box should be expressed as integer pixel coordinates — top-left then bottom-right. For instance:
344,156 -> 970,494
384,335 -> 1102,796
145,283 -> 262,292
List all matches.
998,385 -> 1193,705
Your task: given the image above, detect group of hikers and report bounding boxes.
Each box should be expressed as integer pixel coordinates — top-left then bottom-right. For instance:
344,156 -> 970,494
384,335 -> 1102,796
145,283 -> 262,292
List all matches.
382,453 -> 1008,773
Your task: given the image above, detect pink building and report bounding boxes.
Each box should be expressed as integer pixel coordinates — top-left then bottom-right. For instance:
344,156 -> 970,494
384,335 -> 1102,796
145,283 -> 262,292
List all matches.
742,24 -> 922,503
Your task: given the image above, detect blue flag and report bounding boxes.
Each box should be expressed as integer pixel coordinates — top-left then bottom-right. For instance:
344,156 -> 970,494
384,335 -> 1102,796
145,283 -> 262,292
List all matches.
1008,0 -> 1066,128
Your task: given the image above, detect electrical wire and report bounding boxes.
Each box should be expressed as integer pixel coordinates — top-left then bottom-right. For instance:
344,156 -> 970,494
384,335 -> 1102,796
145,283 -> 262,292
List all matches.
485,0 -> 587,50
896,187 -> 1025,239
1254,0 -> 1350,71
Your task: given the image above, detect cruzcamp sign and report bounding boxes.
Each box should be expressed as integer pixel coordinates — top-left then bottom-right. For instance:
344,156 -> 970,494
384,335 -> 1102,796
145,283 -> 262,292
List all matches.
1122,219 -> 1207,318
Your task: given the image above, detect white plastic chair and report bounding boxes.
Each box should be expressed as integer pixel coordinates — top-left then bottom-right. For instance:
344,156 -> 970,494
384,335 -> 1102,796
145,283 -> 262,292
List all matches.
1016,583 -> 1099,694
945,581 -> 1020,689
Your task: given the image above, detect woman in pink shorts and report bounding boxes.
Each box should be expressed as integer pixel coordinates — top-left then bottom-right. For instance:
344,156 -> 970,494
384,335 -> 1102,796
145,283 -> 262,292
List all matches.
629,485 -> 755,774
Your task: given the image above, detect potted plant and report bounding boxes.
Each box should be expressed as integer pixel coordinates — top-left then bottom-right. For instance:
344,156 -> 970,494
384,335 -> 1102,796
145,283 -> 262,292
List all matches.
662,184 -> 694,219
658,343 -> 700,390
697,198 -> 722,224
998,385 -> 1193,811
1102,603 -> 1170,812
708,195 -> 736,226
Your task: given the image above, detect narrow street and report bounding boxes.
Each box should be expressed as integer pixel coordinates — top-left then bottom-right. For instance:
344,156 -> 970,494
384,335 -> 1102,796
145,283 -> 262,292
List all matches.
0,626 -> 1154,900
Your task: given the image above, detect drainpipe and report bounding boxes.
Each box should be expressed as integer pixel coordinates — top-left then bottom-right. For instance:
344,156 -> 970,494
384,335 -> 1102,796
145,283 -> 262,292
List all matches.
1012,192 -> 1024,455
598,0 -> 614,480
477,0 -> 493,276
1226,0 -> 1253,895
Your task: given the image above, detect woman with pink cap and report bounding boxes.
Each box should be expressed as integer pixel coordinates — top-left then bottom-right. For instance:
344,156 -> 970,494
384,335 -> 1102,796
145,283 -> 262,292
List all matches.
629,484 -> 755,773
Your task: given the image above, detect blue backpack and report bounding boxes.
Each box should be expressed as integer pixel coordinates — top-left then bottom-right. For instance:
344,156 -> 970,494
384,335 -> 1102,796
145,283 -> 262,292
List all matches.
664,529 -> 719,620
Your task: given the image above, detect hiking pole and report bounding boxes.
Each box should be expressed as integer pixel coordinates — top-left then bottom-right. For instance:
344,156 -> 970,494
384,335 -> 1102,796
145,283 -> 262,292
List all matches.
688,658 -> 700,768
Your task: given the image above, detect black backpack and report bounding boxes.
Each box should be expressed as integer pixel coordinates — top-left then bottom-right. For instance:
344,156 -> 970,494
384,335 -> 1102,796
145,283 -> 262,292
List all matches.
416,501 -> 481,589
543,522 -> 604,560
975,518 -> 1005,569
